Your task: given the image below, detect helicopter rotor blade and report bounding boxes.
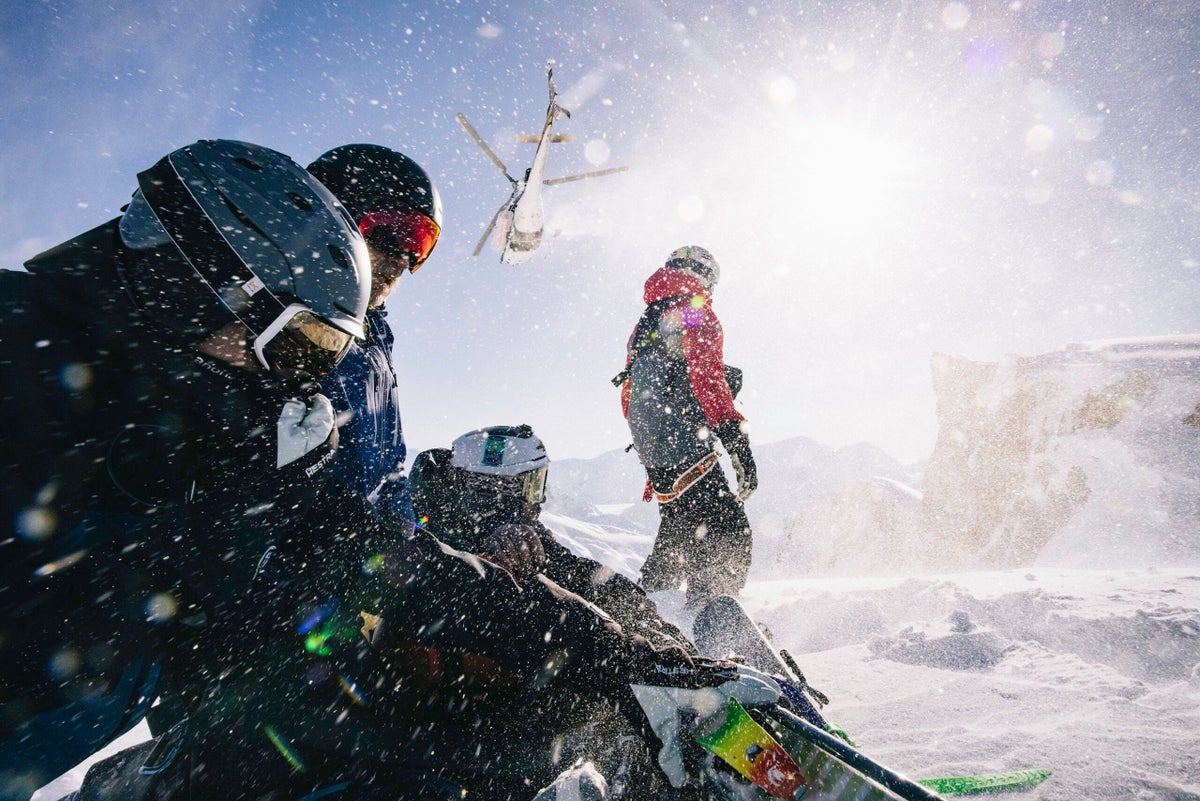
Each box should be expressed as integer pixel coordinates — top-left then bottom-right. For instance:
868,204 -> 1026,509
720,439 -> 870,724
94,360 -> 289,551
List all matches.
473,200 -> 509,257
543,165 -> 629,186
456,113 -> 516,183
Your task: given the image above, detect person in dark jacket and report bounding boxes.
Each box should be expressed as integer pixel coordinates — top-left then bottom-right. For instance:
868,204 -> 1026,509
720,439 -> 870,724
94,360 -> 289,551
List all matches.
0,143 -> 775,801
410,425 -> 694,654
307,144 -> 445,523
618,246 -> 758,608
0,140 -> 371,793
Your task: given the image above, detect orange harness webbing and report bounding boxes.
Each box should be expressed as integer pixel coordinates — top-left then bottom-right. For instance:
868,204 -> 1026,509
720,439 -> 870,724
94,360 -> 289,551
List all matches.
643,451 -> 719,504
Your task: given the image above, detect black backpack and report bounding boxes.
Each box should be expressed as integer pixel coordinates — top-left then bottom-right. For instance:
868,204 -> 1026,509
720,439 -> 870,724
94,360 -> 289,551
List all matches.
611,295 -> 743,399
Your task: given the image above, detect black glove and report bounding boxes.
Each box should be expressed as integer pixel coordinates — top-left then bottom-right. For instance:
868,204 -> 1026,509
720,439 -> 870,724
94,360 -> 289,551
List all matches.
714,419 -> 757,501
478,523 -> 547,583
723,364 -> 744,400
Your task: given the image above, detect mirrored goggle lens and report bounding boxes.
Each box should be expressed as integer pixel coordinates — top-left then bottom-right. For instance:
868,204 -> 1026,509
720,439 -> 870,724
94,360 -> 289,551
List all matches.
359,206 -> 441,271
258,310 -> 353,377
462,466 -> 548,505
522,466 -> 548,504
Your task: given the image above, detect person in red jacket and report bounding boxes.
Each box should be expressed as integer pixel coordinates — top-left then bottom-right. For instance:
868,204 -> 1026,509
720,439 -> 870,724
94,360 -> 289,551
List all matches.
618,246 -> 758,607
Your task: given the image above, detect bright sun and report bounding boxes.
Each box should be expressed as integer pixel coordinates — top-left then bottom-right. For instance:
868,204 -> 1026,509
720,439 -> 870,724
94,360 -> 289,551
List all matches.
777,122 -> 932,259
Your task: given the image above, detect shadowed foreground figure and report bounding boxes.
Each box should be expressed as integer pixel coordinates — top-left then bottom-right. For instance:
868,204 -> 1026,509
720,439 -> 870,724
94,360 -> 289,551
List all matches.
411,424 -> 695,654
309,144 -> 445,525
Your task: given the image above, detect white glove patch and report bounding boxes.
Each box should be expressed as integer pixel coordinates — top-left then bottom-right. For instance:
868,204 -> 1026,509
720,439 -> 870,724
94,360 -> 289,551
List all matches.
276,394 -> 335,468
730,453 -> 755,501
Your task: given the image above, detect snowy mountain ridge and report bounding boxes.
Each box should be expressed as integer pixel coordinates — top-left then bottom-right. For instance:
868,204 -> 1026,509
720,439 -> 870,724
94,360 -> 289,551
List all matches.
549,334 -> 1200,578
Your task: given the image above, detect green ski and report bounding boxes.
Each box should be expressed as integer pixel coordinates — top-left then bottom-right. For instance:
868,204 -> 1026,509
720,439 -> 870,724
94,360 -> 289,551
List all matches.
917,768 -> 1052,795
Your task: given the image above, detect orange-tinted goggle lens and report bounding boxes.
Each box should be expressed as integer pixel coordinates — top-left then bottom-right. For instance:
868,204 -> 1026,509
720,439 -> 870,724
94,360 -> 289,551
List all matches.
359,206 -> 441,272
257,309 -> 354,377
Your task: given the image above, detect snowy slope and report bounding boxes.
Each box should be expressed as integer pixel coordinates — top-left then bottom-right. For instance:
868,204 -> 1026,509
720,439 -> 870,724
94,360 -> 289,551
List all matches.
734,569 -> 1200,801
562,513 -> 1200,799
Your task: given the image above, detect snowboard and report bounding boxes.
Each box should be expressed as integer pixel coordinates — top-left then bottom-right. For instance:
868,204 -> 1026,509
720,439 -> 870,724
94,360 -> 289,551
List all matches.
693,594 -> 790,677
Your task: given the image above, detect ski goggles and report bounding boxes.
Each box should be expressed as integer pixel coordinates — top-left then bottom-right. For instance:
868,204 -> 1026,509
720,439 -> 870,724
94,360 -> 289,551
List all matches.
253,303 -> 355,377
358,205 -> 441,272
461,466 -> 549,505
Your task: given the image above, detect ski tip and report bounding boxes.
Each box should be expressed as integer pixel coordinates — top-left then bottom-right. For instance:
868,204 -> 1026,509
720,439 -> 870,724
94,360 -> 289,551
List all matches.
917,768 -> 1052,795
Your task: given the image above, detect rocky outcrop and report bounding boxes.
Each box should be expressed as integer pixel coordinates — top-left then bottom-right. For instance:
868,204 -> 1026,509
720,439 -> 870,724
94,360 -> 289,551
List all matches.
923,336 -> 1200,569
752,476 -> 927,577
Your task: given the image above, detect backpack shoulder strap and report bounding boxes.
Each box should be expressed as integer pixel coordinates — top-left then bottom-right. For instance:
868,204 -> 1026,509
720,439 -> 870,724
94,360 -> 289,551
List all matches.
611,295 -> 684,387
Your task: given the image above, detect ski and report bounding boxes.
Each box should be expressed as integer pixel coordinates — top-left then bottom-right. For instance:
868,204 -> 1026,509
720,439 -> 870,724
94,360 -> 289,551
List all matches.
761,705 -> 943,801
694,595 -> 832,731
916,769 -> 1052,795
694,697 -> 807,799
694,595 -> 794,680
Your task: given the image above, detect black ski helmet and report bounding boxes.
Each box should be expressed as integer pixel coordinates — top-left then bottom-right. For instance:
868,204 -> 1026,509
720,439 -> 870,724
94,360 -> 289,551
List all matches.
117,139 -> 369,349
307,144 -> 443,271
307,144 -> 442,229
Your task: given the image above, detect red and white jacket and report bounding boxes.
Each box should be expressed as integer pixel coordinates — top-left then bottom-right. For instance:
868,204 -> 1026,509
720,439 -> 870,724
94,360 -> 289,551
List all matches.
621,267 -> 743,470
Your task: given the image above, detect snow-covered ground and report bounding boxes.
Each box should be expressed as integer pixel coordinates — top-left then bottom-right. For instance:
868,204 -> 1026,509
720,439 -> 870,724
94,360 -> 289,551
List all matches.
738,569 -> 1200,801
526,502 -> 1200,801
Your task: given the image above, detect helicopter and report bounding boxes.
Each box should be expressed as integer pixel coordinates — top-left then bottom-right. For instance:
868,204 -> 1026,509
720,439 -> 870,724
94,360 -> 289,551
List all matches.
456,67 -> 627,264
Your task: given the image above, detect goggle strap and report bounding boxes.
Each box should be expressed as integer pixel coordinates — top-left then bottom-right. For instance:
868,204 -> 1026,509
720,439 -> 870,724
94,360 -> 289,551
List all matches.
252,303 -> 309,370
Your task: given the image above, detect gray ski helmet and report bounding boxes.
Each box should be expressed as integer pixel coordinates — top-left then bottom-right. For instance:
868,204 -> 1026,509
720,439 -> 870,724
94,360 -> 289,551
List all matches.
117,139 -> 369,348
451,424 -> 550,508
306,144 -> 442,227
666,245 -> 720,289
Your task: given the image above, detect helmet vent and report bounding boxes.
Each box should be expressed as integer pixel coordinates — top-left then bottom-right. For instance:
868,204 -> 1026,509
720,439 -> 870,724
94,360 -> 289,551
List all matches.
286,191 -> 314,212
218,192 -> 270,240
326,244 -> 353,272
233,157 -> 264,172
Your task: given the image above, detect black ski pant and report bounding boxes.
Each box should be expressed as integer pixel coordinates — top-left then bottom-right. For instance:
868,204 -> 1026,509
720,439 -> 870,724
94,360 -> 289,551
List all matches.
639,464 -> 752,606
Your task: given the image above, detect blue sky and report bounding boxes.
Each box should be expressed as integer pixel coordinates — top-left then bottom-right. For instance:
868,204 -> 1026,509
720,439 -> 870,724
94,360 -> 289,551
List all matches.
2,0 -> 1198,462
